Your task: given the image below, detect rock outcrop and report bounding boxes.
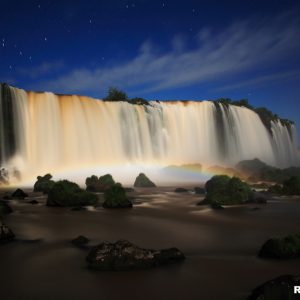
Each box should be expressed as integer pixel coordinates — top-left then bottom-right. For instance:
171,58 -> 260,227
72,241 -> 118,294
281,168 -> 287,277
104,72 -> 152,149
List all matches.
86,240 -> 185,270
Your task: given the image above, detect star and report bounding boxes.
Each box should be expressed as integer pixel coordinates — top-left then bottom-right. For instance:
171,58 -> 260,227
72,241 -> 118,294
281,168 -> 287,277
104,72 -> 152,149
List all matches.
89,19 -> 92,24
162,3 -> 165,7
38,4 -> 41,9
19,51 -> 23,56
44,37 -> 48,41
29,56 -> 32,60
125,4 -> 129,9
9,65 -> 12,70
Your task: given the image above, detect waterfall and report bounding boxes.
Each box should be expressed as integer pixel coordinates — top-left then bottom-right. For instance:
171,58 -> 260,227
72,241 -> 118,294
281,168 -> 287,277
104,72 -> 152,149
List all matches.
0,84 -> 299,184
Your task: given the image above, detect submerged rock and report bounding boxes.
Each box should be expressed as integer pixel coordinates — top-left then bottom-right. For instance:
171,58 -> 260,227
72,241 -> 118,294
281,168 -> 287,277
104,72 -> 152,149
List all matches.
133,173 -> 156,187
86,240 -> 185,271
11,188 -> 28,199
103,183 -> 132,208
71,235 -> 89,247
28,200 -> 39,205
259,234 -> 300,259
210,202 -> 224,210
0,223 -> 15,244
174,188 -> 189,193
247,275 -> 300,300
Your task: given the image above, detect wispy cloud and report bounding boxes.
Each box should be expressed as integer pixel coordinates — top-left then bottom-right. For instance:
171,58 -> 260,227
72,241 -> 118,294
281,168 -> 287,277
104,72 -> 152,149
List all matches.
35,10 -> 300,96
18,60 -> 65,79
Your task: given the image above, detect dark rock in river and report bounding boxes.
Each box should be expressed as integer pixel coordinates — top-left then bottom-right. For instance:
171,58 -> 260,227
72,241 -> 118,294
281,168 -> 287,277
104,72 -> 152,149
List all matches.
47,180 -> 98,207
28,200 -> 39,205
134,173 -> 156,187
204,175 -> 253,205
174,188 -> 189,193
259,233 -> 300,259
103,183 -> 132,208
71,235 -> 89,247
0,200 -> 13,214
34,173 -> 55,194
11,188 -> 28,199
194,187 -> 205,194
247,275 -> 300,300
86,240 -> 185,271
85,174 -> 115,192
0,223 -> 15,244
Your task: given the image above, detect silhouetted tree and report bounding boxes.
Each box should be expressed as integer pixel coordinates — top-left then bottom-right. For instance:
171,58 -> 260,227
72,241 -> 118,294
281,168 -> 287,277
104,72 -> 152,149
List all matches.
104,87 -> 128,101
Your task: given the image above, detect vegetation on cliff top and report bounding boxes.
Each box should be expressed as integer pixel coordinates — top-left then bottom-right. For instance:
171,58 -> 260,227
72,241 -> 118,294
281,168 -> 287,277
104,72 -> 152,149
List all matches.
214,98 -> 294,131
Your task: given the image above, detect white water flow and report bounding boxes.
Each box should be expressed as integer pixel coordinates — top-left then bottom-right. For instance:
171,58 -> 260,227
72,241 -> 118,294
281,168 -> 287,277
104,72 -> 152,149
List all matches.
1,85 -> 299,184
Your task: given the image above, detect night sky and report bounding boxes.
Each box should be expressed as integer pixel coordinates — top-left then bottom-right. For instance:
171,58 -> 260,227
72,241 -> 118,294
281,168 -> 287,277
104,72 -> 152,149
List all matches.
1,0 -> 300,133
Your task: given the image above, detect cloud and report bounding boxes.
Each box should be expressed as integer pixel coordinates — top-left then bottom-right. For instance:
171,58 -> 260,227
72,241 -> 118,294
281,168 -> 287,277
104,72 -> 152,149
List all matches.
36,10 -> 300,96
18,60 -> 65,79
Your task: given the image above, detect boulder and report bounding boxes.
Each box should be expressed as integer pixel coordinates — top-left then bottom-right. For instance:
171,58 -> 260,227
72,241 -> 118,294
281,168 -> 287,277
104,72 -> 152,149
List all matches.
174,188 -> 189,193
204,175 -> 253,205
0,223 -> 15,244
34,174 -> 55,194
86,240 -> 185,270
71,235 -> 89,247
47,180 -> 98,207
86,174 -> 115,192
259,234 -> 300,259
247,275 -> 300,300
11,188 -> 28,199
103,183 -> 132,208
133,173 -> 156,187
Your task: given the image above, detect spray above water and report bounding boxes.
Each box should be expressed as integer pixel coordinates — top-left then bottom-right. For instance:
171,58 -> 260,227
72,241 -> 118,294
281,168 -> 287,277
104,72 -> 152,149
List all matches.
0,84 -> 299,185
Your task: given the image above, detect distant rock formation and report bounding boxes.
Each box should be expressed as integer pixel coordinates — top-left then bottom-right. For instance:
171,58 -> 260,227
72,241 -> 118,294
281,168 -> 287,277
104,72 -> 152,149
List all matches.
134,173 -> 156,187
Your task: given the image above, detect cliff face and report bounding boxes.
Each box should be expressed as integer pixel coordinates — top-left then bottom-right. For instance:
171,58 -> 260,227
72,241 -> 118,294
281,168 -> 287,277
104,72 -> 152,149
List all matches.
0,84 -> 299,183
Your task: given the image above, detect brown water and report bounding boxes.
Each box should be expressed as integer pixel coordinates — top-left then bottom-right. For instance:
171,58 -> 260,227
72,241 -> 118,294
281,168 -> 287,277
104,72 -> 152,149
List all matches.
1,188 -> 299,300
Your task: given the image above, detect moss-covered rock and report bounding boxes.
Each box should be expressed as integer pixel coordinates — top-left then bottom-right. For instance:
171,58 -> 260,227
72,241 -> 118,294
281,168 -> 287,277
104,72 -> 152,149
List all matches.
204,175 -> 253,205
34,174 -> 55,194
259,234 -> 300,259
86,240 -> 185,270
133,173 -> 156,187
103,183 -> 132,208
85,174 -> 115,192
247,275 -> 300,300
47,180 -> 98,207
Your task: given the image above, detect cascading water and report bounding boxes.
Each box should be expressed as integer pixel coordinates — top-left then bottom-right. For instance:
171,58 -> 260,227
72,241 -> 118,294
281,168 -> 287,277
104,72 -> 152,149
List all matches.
0,83 -> 299,185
